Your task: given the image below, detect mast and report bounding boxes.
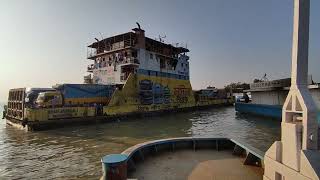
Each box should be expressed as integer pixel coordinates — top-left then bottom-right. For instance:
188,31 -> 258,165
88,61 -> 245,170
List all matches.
283,0 -> 317,153
264,1 -> 320,179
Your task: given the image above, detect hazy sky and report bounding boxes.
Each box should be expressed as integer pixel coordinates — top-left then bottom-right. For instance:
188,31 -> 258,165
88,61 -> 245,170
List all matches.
0,0 -> 319,102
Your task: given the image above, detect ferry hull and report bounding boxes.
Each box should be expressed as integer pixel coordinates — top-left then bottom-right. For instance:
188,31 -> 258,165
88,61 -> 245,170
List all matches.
105,74 -> 232,116
235,102 -> 320,122
5,74 -> 234,131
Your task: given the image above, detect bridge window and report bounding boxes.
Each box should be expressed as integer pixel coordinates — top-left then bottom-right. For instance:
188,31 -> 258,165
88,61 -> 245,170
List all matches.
160,58 -> 166,69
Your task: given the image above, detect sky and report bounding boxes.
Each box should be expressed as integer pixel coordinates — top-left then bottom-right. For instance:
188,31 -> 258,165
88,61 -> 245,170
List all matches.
0,0 -> 319,102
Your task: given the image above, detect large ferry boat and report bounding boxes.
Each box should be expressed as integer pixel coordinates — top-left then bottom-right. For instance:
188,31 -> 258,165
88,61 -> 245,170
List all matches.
3,25 -> 233,130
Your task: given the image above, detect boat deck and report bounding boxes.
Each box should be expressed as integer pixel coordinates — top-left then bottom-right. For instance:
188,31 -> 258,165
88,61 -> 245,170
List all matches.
129,149 -> 263,180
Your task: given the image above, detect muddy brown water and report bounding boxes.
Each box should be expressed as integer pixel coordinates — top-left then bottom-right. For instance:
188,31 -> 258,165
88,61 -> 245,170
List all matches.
0,105 -> 280,179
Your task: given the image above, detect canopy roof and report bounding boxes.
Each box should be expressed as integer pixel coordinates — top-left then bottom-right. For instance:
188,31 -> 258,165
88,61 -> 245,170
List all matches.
88,30 -> 189,54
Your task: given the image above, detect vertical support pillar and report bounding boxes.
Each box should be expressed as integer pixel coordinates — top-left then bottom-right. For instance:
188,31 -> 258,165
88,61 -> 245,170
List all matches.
132,26 -> 145,71
281,0 -> 318,171
132,28 -> 145,49
264,1 -> 320,180
101,154 -> 128,180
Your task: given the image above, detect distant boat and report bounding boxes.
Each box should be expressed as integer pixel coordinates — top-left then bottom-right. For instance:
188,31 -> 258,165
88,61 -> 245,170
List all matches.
235,77 -> 320,122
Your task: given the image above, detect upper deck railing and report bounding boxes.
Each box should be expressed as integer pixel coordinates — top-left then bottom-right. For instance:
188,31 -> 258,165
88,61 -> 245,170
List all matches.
87,38 -> 135,59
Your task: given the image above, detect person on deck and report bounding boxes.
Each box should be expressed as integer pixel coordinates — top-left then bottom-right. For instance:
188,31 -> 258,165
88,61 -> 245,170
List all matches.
243,93 -> 250,103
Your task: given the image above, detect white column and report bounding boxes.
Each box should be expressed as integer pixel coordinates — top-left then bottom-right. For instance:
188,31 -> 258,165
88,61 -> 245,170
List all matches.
290,0 -> 310,87
264,1 -> 319,179
283,0 -> 317,152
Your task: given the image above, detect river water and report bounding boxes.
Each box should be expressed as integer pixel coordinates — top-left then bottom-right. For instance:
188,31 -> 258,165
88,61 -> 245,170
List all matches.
0,104 -> 280,179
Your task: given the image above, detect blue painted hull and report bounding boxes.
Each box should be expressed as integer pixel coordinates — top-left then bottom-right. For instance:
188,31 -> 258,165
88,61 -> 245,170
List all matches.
235,102 -> 320,123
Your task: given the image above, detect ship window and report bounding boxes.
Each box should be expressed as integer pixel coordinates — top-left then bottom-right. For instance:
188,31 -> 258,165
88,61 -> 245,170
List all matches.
160,58 -> 166,69
44,95 -> 55,102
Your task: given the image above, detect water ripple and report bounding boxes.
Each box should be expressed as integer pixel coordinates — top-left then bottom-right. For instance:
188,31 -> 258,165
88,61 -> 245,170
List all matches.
0,105 -> 280,179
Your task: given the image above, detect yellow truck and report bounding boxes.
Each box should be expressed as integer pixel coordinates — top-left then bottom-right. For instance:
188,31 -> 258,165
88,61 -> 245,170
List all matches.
4,84 -> 115,129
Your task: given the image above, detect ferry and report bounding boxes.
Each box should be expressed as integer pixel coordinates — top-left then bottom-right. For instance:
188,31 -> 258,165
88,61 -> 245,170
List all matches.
3,25 -> 233,131
235,77 -> 320,121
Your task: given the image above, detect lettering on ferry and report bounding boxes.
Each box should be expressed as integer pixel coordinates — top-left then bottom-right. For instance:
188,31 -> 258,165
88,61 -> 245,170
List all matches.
48,108 -> 78,119
174,85 -> 190,103
138,79 -> 171,105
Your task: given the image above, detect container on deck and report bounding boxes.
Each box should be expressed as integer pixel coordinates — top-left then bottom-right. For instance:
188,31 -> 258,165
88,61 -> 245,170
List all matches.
101,154 -> 128,180
53,84 -> 115,106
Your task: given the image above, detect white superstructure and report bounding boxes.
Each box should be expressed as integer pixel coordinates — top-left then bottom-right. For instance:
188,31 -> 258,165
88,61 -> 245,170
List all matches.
85,27 -> 190,85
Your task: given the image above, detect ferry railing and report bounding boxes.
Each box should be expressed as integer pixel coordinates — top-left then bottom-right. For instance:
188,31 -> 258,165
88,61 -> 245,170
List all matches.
87,43 -> 133,59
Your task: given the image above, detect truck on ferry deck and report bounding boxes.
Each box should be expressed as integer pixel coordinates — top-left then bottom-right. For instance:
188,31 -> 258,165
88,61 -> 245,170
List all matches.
5,84 -> 115,127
